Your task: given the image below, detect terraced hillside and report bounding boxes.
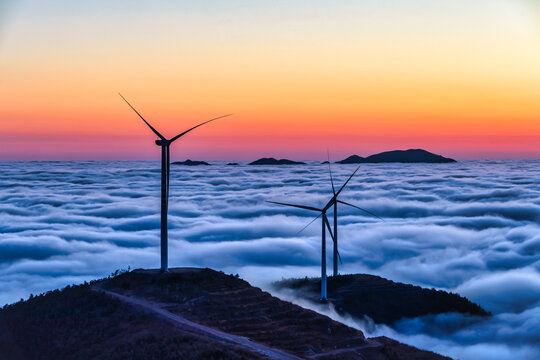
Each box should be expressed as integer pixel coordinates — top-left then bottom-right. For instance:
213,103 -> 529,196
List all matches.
103,268 -> 451,359
0,283 -> 262,360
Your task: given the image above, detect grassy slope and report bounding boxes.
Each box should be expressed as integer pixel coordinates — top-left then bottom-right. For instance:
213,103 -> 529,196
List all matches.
104,268 -> 451,360
0,283 -> 263,360
0,269 -> 453,360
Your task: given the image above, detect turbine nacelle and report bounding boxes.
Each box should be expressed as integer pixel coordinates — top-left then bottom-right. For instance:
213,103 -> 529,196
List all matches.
155,139 -> 169,146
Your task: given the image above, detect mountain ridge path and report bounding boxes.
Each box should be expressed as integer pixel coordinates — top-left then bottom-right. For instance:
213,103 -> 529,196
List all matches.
92,284 -> 304,360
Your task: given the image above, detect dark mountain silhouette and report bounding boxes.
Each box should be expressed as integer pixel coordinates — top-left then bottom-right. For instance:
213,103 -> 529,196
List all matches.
0,268 -> 451,360
249,158 -> 306,165
274,274 -> 488,325
337,155 -> 365,164
337,149 -> 456,164
172,159 -> 210,166
226,162 -> 240,166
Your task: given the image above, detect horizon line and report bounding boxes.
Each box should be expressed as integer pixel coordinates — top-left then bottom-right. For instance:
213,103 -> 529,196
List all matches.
1,157 -> 539,162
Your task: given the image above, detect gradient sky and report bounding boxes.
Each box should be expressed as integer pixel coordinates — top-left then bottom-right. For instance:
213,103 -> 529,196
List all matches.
1,0 -> 540,160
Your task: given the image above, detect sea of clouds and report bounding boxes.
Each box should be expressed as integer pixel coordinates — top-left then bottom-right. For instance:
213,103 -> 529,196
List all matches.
0,160 -> 539,359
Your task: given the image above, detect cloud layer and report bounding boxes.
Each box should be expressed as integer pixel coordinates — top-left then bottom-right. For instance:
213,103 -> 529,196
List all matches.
0,159 -> 539,359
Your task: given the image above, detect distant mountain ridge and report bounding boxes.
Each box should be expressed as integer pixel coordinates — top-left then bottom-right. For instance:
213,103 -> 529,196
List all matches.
172,159 -> 210,166
249,158 -> 306,165
337,149 -> 456,164
167,150 -> 454,166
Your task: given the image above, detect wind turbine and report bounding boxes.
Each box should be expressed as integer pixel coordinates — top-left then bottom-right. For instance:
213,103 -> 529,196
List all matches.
119,93 -> 231,272
325,157 -> 383,276
268,166 -> 381,300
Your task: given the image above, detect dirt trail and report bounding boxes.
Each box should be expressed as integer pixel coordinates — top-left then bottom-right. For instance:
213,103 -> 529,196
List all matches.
92,286 -> 304,360
309,342 -> 381,358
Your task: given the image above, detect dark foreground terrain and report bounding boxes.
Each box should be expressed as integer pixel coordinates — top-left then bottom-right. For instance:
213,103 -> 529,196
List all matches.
274,274 -> 488,325
0,268 -> 452,360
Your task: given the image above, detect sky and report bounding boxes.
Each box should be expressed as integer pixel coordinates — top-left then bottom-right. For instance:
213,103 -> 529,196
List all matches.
1,0 -> 540,160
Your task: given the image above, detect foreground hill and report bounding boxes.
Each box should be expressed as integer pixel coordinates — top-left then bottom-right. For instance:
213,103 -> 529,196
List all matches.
337,149 -> 456,164
274,274 -> 488,325
0,282 -> 259,360
0,268 -> 451,360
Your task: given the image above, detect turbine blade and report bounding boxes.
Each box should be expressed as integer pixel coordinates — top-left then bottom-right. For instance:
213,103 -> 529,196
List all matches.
327,150 -> 336,196
324,214 -> 335,241
337,249 -> 343,265
337,200 -> 384,221
169,114 -> 232,143
266,201 -> 322,212
335,166 -> 360,197
296,213 -> 323,234
119,93 -> 165,140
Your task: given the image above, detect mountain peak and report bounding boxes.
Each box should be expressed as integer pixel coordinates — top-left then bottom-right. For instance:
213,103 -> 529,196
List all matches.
337,149 -> 456,164
248,157 -> 306,165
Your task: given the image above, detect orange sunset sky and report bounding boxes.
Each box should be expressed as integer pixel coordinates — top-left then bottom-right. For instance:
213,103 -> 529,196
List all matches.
1,0 -> 540,160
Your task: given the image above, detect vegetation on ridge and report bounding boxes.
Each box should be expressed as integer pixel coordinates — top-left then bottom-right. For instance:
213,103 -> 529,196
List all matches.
274,274 -> 488,325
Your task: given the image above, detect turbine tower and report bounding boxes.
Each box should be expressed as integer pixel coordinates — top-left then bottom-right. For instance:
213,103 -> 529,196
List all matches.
119,93 -> 231,272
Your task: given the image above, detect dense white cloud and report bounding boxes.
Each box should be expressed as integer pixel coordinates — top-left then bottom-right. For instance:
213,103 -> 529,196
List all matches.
0,159 -> 539,359
456,269 -> 540,313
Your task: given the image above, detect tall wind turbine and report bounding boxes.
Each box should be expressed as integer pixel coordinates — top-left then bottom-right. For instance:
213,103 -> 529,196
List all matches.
326,157 -> 383,276
119,93 -> 231,272
268,166 -> 382,300
268,169 -> 360,301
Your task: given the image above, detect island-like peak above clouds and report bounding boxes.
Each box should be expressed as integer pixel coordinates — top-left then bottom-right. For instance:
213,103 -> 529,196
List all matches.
248,157 -> 306,165
337,149 -> 456,164
275,274 -> 488,325
172,159 -> 211,166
